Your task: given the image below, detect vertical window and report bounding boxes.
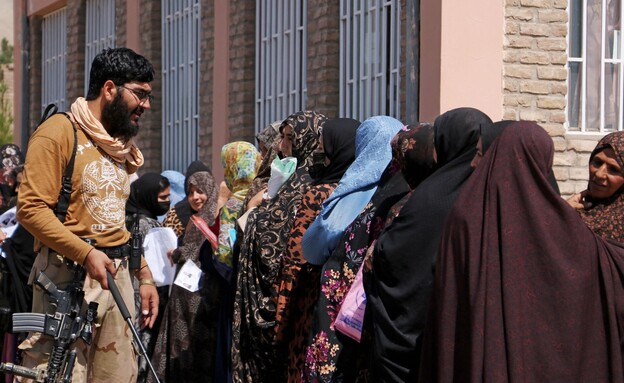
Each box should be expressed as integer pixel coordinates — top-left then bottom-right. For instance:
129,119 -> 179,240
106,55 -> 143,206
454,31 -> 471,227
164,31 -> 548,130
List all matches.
85,0 -> 116,95
255,0 -> 307,135
340,0 -> 401,121
42,8 -> 67,112
568,0 -> 623,132
162,0 -> 200,171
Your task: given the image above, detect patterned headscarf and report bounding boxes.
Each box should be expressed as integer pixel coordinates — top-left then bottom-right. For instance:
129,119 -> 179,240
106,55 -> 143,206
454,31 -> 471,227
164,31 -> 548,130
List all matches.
232,110 -> 326,382
245,120 -> 286,211
280,111 -> 328,170
214,142 -> 262,277
579,131 -> 624,243
174,171 -> 218,264
256,120 -> 281,154
391,123 -> 437,188
0,144 -> 23,186
221,142 -> 262,198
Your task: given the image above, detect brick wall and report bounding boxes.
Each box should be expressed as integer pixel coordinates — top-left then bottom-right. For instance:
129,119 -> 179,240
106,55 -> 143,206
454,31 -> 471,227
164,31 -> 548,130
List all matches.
399,0 -> 407,121
503,0 -> 590,196
199,0 -> 215,164
306,0 -> 340,118
227,0 -> 256,144
136,0 -> 162,173
67,0 -> 86,102
115,0 -> 127,48
28,16 -> 42,135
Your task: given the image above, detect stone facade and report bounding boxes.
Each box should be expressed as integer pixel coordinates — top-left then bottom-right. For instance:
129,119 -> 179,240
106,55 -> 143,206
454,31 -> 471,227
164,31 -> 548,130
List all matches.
227,0 -> 255,145
136,0 -> 163,173
66,0 -> 86,104
24,0 -> 594,193
306,0 -> 341,118
504,1 -> 592,197
199,0 -> 215,164
28,16 -> 42,135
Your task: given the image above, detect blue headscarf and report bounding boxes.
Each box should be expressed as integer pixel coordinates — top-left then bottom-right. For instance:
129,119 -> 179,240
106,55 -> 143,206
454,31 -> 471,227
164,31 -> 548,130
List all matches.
302,115 -> 404,265
160,170 -> 185,221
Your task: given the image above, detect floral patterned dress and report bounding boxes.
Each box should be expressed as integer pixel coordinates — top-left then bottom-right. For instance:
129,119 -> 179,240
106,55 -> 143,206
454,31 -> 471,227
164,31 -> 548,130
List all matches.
303,123 -> 438,382
303,174 -> 410,382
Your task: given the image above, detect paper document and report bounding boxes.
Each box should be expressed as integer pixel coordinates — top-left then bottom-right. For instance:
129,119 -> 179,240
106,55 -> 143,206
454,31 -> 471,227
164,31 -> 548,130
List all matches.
143,227 -> 178,286
174,260 -> 202,292
0,207 -> 17,228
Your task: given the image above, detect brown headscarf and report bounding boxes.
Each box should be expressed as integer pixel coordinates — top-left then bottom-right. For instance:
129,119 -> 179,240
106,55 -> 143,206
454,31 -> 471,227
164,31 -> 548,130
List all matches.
419,121 -> 624,382
173,171 -> 218,264
244,121 -> 284,210
579,131 -> 624,243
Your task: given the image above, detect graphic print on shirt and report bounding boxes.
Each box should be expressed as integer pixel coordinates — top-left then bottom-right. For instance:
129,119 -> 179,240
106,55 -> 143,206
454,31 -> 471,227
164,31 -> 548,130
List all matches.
81,156 -> 129,233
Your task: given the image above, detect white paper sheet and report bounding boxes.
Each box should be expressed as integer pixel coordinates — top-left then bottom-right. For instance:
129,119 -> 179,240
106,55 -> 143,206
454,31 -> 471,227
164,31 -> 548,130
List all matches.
174,260 -> 202,292
0,206 -> 17,228
143,227 -> 178,287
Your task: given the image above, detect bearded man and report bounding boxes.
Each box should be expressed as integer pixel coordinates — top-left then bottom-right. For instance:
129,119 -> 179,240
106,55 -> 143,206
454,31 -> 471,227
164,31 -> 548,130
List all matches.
15,48 -> 159,382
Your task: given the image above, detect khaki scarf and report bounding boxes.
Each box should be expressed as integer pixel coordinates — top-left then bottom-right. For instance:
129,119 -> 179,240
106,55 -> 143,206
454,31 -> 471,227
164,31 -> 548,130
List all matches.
70,97 -> 144,174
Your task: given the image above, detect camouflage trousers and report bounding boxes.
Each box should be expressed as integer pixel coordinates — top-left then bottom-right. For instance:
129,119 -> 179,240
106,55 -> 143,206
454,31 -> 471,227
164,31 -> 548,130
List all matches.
15,247 -> 138,383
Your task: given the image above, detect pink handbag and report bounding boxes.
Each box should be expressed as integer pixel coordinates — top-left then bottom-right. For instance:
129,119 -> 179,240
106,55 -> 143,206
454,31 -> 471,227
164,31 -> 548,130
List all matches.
333,263 -> 366,342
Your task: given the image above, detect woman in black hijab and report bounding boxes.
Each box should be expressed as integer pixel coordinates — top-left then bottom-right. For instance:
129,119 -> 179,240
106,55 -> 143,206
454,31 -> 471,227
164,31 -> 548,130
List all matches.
126,173 -> 171,232
365,107 -> 492,382
125,172 -> 171,383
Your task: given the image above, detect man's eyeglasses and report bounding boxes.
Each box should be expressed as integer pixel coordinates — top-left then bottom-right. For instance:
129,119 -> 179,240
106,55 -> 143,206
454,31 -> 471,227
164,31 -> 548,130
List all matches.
119,85 -> 154,105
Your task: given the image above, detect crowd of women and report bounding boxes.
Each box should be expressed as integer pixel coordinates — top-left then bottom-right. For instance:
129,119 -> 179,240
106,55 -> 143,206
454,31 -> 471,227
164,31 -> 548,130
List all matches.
127,108 -> 624,382
8,106 -> 624,383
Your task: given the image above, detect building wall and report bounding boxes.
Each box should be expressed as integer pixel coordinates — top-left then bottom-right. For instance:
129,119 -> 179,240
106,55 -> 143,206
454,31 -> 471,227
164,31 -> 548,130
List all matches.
14,0 -> 593,193
67,0 -> 85,103
307,0 -> 340,118
136,0 -> 162,173
420,0 -> 504,122
201,0 -> 215,171
504,0 -> 590,196
227,0 -> 255,143
27,16 -> 42,135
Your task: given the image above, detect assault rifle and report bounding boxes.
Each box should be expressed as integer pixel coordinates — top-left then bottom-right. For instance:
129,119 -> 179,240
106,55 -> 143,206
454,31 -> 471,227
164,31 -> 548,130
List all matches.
0,264 -> 97,382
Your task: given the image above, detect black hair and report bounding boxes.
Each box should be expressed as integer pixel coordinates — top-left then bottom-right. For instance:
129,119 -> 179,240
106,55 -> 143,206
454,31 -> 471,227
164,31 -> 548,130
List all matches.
159,176 -> 171,193
86,48 -> 155,100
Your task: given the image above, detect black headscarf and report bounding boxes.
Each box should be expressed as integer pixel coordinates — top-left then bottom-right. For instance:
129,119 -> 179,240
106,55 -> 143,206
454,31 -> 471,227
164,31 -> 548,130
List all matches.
311,118 -> 360,185
365,107 -> 491,382
126,172 -> 169,220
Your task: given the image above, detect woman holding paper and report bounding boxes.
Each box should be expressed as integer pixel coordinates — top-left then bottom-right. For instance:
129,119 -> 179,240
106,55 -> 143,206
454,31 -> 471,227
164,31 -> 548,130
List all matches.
148,170 -> 219,383
125,172 -> 172,383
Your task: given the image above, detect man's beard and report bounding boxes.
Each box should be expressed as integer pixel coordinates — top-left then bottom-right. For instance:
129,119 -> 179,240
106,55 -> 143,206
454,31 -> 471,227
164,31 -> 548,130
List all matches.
101,94 -> 141,142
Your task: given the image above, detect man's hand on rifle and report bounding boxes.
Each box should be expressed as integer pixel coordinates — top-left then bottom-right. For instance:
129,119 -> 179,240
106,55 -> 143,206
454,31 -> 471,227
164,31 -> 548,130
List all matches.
84,248 -> 117,289
137,267 -> 159,329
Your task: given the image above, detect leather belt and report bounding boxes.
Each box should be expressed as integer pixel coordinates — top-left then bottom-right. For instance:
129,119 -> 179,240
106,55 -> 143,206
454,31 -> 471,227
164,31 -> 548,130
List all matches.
96,243 -> 131,259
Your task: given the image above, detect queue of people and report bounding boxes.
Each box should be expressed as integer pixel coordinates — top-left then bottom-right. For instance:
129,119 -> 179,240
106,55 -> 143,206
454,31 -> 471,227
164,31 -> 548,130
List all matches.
0,45 -> 622,383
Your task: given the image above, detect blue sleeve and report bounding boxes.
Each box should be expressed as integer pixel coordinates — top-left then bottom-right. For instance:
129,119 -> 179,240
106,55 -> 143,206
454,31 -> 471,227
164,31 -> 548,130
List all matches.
302,215 -> 342,265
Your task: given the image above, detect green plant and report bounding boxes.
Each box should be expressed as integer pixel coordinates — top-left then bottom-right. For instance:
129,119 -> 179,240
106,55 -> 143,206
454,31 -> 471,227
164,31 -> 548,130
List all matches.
0,69 -> 14,145
0,38 -> 13,65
